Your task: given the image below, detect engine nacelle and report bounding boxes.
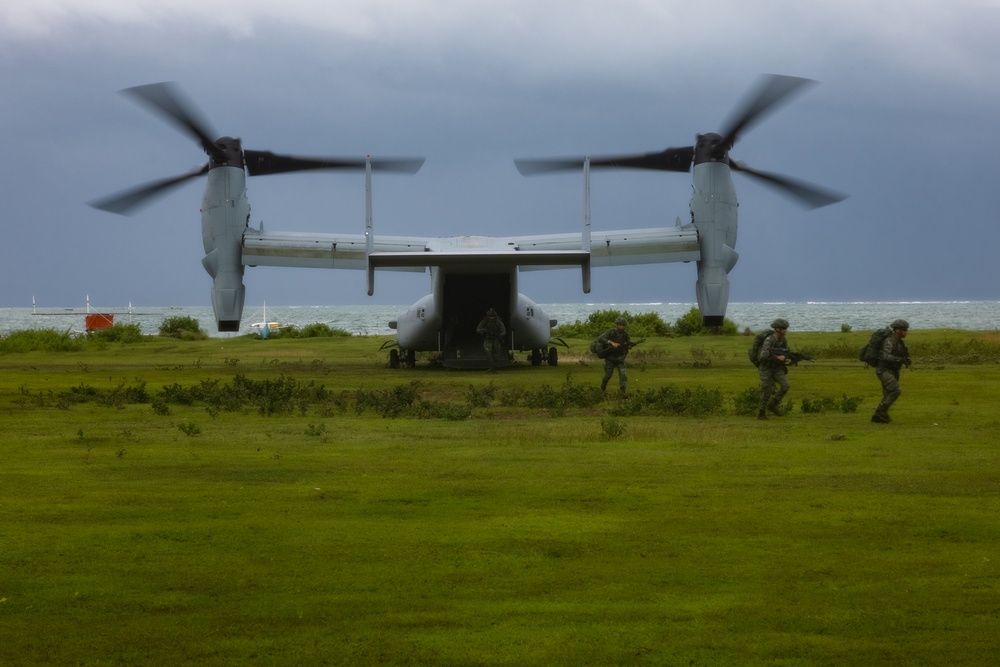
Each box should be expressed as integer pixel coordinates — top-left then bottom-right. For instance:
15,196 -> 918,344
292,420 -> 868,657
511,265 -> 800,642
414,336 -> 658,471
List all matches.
690,162 -> 739,327
511,293 -> 552,350
395,293 -> 439,350
200,166 -> 249,332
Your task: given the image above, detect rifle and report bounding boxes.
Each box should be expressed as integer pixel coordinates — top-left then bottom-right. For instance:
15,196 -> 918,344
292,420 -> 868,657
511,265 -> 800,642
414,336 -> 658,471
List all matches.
781,350 -> 814,366
596,338 -> 645,359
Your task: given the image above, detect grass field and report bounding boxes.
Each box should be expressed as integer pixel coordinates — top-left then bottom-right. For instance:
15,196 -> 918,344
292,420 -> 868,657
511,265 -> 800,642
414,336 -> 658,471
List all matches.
1,330 -> 998,665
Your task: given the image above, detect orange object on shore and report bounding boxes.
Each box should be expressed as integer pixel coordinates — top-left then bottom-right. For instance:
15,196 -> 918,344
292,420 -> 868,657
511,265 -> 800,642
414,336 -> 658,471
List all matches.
85,313 -> 114,331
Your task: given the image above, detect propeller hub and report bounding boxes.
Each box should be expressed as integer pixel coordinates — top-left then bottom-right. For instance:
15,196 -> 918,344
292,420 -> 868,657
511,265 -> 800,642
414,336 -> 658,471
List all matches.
209,136 -> 244,169
694,132 -> 730,166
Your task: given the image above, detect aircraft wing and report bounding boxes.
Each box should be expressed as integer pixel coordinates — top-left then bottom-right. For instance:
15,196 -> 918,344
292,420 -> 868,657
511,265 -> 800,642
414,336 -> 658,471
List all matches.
512,226 -> 701,268
242,231 -> 429,271
242,225 -> 701,271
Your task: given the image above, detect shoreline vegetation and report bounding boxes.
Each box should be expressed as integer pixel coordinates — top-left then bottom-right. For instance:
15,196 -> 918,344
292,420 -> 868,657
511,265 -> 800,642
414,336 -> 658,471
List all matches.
2,318 -> 998,665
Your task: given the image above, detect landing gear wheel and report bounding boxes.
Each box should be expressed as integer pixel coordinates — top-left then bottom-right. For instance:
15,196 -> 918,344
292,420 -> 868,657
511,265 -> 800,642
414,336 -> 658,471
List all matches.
547,347 -> 559,366
405,350 -> 416,367
530,348 -> 542,366
389,348 -> 400,369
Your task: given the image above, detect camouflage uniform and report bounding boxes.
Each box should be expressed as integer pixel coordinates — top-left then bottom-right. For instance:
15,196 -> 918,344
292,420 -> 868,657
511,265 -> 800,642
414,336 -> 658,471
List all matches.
873,320 -> 910,423
757,323 -> 791,418
599,319 -> 631,393
476,309 -> 506,371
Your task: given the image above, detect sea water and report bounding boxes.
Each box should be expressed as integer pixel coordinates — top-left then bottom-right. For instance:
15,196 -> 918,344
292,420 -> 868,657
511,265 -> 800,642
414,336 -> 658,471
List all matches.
2,301 -> 997,337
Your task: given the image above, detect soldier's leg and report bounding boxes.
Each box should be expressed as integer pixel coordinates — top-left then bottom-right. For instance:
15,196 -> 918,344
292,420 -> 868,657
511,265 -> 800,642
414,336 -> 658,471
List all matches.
601,360 -> 614,391
618,362 -> 628,393
758,367 -> 774,415
484,340 -> 495,370
769,369 -> 790,415
876,369 -> 901,418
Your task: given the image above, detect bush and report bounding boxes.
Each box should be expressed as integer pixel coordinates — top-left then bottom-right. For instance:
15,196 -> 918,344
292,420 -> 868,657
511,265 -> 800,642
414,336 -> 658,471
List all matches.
600,418 -> 628,440
355,382 -> 422,418
552,309 -> 671,339
553,307 -> 736,339
256,323 -> 351,339
732,387 -> 761,416
89,323 -> 143,343
159,316 -> 206,340
801,395 -> 863,414
673,307 -> 738,336
466,382 -> 497,408
608,384 -> 724,417
299,323 -> 351,338
494,375 -> 603,412
0,329 -> 83,353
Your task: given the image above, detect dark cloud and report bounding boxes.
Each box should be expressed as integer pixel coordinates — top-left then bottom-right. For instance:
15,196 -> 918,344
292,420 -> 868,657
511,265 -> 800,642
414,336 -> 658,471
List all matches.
2,1 -> 998,311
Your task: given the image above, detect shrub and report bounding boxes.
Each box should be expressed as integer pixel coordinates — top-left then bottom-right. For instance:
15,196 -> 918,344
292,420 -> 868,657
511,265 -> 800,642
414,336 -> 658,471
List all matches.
552,309 -> 671,339
673,307 -> 738,336
355,382 -> 422,418
416,401 -> 471,421
156,375 -> 330,416
159,316 -> 206,339
732,387 -> 761,416
495,375 -> 603,412
600,418 -> 628,440
177,422 -> 201,437
89,323 -> 143,343
299,323 -> 351,338
0,329 -> 83,353
802,394 -> 863,414
260,323 -> 352,339
608,384 -> 724,417
466,382 -> 497,408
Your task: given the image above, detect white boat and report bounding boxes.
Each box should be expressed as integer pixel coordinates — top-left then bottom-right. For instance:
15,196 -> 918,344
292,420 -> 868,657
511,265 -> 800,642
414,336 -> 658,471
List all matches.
249,302 -> 282,337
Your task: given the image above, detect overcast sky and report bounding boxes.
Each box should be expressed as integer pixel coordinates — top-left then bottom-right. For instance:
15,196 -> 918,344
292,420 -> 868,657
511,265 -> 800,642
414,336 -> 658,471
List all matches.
2,0 -> 998,312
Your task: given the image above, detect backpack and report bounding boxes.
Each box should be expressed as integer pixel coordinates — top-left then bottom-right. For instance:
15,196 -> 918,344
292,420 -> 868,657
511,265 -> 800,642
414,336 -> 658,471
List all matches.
590,337 -> 607,357
748,329 -> 774,366
859,327 -> 892,366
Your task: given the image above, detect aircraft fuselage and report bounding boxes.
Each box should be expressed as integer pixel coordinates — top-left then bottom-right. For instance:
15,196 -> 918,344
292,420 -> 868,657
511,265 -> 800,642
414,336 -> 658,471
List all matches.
392,258 -> 554,366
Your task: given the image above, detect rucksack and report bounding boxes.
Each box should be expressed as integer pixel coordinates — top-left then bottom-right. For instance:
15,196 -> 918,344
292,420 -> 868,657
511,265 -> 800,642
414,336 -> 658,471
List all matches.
748,329 -> 774,366
859,327 -> 892,366
590,338 -> 607,356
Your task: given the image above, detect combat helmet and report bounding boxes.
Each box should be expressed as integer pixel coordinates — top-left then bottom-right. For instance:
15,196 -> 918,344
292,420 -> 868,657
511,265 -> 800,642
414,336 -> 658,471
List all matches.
615,317 -> 627,326
770,318 -> 789,330
890,319 -> 909,331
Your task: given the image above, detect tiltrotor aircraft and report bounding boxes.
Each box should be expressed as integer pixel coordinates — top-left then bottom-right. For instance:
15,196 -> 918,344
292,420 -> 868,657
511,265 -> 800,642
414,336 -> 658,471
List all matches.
91,76 -> 843,369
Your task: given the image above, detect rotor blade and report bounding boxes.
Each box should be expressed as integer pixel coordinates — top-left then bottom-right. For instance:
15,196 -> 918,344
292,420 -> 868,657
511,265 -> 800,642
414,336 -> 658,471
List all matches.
121,82 -> 221,159
244,151 -> 425,176
88,163 -> 210,215
731,161 -> 846,210
718,74 -> 816,149
515,147 -> 693,176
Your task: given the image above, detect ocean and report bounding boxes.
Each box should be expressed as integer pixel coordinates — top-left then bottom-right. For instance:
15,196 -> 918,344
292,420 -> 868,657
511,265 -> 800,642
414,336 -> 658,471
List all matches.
3,301 -> 998,337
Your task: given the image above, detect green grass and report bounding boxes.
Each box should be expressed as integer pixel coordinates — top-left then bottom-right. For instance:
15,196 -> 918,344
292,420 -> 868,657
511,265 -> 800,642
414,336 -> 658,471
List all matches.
1,331 -> 998,665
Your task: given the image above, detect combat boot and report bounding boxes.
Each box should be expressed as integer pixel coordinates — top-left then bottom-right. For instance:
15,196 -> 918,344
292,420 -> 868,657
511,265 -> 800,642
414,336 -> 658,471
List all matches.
871,407 -> 891,424
768,402 -> 783,417
758,409 -> 767,420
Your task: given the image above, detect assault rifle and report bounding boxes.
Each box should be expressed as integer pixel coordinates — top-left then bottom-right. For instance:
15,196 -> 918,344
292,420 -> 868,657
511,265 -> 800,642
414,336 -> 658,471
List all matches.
596,338 -> 645,359
781,350 -> 814,366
